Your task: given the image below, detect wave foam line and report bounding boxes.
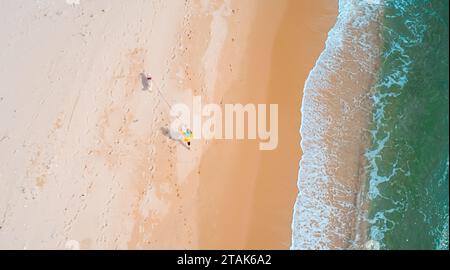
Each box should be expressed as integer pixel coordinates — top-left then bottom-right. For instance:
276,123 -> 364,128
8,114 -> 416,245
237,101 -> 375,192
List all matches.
291,0 -> 384,250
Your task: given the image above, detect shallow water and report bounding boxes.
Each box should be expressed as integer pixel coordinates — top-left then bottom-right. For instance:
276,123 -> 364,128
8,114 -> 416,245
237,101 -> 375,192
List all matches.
292,0 -> 449,250
366,0 -> 449,250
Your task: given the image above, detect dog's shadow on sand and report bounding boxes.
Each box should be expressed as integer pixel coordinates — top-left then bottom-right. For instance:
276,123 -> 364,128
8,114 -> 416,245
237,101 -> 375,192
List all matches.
160,127 -> 190,150
140,72 -> 149,91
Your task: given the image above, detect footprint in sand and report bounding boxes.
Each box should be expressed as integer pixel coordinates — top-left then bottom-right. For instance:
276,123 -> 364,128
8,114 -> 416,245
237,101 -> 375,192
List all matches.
65,239 -> 80,250
65,0 -> 80,5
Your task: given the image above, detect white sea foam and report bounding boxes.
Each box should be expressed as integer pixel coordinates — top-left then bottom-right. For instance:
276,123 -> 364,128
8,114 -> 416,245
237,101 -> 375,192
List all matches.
291,0 -> 384,250
362,0 -> 434,245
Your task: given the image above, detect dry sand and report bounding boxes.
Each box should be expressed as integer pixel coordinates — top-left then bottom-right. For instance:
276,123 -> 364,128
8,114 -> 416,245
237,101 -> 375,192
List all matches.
0,0 -> 336,249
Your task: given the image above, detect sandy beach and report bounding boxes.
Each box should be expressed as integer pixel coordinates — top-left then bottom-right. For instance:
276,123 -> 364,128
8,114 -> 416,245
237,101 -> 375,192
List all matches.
195,0 -> 337,249
0,0 -> 336,249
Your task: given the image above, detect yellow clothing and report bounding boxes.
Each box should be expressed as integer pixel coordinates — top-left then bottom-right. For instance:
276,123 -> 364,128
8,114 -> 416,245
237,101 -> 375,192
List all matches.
180,128 -> 193,144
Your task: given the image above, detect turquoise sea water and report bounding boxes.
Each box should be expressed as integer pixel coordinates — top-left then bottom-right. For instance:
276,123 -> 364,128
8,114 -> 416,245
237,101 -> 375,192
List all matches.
291,0 -> 448,249
366,0 -> 449,250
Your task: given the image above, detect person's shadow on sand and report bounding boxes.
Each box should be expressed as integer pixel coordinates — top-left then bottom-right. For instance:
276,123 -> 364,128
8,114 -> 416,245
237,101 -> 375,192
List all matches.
160,127 -> 190,150
140,72 -> 150,91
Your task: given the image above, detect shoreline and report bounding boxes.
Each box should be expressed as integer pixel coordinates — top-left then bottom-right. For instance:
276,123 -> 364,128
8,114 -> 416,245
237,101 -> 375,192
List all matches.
195,0 -> 337,249
1,0 -> 447,251
292,1 -> 384,249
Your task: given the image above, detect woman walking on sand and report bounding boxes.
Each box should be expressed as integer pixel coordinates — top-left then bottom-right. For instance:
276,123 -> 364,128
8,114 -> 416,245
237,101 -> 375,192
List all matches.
180,126 -> 193,147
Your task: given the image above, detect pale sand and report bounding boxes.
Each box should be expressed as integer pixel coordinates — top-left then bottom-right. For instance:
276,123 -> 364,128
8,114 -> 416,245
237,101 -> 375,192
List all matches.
0,0 -> 336,249
0,0 -> 202,249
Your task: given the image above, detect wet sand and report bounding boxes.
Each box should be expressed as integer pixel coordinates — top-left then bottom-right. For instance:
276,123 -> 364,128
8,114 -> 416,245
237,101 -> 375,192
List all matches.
196,0 -> 337,249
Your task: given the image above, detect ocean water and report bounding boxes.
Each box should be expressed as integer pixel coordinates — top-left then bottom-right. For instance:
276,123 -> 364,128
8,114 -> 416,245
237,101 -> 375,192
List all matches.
292,0 -> 449,250
366,0 -> 449,250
